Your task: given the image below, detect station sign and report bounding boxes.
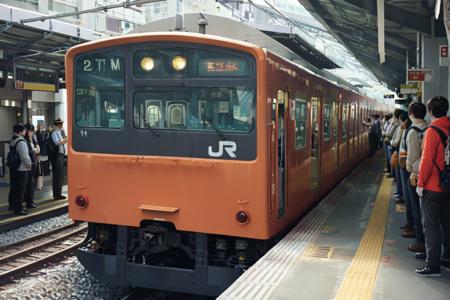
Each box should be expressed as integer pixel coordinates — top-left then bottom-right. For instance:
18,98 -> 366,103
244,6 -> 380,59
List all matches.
15,80 -> 57,92
440,45 -> 449,66
400,83 -> 418,94
407,69 -> 432,82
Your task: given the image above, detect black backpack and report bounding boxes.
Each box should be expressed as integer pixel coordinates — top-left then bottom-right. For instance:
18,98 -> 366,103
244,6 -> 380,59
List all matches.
429,126 -> 450,192
46,130 -> 59,159
7,138 -> 25,171
403,126 -> 426,152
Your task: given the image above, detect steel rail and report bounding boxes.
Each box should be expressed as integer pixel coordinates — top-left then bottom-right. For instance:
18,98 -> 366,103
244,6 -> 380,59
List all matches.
0,225 -> 87,282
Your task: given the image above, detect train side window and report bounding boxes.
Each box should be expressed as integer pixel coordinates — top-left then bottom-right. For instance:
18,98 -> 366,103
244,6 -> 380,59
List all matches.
294,99 -> 307,149
342,104 -> 348,140
323,104 -> 331,141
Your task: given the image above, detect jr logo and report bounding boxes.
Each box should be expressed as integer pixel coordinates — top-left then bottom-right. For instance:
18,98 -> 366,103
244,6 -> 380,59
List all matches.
208,141 -> 237,158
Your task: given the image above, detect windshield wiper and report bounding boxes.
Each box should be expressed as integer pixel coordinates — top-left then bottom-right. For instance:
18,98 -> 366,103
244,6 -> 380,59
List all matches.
207,118 -> 228,140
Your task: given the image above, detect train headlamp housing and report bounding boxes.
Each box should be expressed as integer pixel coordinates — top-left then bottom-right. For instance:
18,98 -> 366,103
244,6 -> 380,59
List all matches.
172,56 -> 187,71
75,195 -> 89,208
140,57 -> 155,72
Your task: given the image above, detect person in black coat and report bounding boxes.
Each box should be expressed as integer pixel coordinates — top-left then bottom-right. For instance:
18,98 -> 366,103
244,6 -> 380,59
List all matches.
35,123 -> 51,176
23,124 -> 39,209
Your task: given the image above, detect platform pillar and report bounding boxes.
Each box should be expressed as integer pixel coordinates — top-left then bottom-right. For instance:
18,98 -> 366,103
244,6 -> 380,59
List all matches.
421,35 -> 449,104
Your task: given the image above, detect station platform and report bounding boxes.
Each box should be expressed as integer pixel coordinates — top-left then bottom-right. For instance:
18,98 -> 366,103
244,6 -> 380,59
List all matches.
0,175 -> 67,232
219,154 -> 450,300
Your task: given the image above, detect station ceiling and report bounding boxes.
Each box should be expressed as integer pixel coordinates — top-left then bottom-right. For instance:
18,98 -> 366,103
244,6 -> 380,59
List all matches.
299,0 -> 447,89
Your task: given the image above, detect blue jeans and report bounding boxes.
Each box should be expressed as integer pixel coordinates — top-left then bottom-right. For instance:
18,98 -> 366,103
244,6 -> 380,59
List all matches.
394,165 -> 403,198
400,168 -> 413,226
383,143 -> 391,173
408,181 -> 425,244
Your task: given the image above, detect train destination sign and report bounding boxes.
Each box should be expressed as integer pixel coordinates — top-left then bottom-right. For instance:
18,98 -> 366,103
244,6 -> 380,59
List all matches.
76,51 -> 124,79
198,58 -> 250,76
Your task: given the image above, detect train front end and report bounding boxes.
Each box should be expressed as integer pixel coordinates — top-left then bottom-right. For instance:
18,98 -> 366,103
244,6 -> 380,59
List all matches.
66,33 -> 268,296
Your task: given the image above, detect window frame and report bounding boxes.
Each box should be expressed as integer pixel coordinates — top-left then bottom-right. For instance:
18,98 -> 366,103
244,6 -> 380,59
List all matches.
323,103 -> 332,141
294,98 -> 308,150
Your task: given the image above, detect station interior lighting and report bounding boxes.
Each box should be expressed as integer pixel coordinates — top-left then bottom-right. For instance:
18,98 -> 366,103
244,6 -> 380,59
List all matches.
172,56 -> 187,71
140,57 -> 155,72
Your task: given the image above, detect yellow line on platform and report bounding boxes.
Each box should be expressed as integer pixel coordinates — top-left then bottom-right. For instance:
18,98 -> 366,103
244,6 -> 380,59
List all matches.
334,175 -> 392,300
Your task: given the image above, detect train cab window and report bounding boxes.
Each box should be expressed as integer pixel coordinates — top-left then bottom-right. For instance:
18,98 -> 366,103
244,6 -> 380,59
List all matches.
75,50 -> 125,128
294,99 -> 307,149
323,104 -> 331,141
342,104 -> 348,140
133,87 -> 254,132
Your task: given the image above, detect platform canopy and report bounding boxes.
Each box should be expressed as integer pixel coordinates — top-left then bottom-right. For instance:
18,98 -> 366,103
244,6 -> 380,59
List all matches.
0,3 -> 105,75
299,0 -> 447,89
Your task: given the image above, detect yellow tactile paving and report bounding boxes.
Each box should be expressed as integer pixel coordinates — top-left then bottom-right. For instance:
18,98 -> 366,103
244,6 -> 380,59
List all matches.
334,175 -> 391,300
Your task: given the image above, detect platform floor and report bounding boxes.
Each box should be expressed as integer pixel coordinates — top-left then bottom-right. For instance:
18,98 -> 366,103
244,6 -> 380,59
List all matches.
219,155 -> 450,300
0,175 -> 68,231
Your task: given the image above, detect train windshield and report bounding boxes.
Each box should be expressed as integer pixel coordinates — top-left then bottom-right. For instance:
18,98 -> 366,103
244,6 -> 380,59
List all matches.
133,87 -> 254,133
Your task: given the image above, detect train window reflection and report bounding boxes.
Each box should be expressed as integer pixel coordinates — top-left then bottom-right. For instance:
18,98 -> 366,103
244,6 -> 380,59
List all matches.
323,104 -> 331,141
294,99 -> 307,149
133,87 -> 254,133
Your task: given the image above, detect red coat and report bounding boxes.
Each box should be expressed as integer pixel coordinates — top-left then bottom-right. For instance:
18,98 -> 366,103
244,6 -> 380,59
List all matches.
418,117 -> 450,192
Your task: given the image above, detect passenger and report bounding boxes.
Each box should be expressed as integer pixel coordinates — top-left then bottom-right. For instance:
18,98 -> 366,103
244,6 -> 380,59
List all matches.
50,119 -> 67,200
382,114 -> 393,174
389,109 -> 405,202
23,124 -> 39,209
398,113 -> 414,237
374,114 -> 382,148
415,96 -> 450,277
362,115 -> 379,156
405,102 -> 427,254
36,123 -> 51,177
8,124 -> 31,215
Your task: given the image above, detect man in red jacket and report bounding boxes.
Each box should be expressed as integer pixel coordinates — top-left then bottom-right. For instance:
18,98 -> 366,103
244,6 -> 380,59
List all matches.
415,96 -> 450,277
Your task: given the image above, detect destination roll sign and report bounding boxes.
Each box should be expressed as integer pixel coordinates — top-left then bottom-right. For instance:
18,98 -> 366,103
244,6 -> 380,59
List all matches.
198,57 -> 250,76
76,50 -> 124,81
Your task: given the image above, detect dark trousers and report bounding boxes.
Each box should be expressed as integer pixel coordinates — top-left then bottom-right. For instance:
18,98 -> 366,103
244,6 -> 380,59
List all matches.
9,170 -> 28,213
400,168 -> 413,226
51,154 -> 64,197
24,171 -> 35,206
383,143 -> 391,173
407,182 -> 425,244
420,190 -> 450,268
368,133 -> 377,156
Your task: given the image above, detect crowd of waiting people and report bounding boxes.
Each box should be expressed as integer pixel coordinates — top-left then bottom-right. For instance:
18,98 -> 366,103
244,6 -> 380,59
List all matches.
377,96 -> 450,277
7,118 -> 67,216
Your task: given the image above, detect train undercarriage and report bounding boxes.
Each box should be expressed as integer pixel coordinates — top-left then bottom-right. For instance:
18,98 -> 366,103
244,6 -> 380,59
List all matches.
76,222 -> 271,296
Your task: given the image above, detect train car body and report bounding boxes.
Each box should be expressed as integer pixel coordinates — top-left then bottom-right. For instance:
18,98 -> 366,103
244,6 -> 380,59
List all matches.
67,32 -> 385,296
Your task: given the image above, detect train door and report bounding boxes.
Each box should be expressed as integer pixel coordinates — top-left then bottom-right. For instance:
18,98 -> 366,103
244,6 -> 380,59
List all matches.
311,97 -> 320,191
333,101 -> 339,168
277,90 -> 288,218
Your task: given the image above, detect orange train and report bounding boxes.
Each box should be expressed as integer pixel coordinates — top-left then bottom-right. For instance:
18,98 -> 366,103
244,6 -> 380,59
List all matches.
67,32 -> 386,296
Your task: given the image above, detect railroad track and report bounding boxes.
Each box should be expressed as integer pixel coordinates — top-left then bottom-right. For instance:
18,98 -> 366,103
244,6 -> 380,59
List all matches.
0,222 -> 87,282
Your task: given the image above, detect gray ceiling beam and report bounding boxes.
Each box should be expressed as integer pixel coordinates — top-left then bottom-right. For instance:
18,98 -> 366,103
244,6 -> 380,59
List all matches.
337,0 -> 431,33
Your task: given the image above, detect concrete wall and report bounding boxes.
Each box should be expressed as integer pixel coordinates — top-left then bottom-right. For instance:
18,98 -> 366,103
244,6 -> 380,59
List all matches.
0,106 -> 18,141
423,36 -> 450,112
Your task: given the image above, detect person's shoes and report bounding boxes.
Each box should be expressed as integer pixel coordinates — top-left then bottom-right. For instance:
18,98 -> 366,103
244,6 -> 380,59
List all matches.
400,224 -> 413,230
387,174 -> 393,178
26,202 -> 37,209
396,198 -> 405,204
408,243 -> 425,253
441,260 -> 450,271
402,229 -> 416,238
54,195 -> 66,200
14,210 -> 28,216
415,252 -> 426,259
415,264 -> 442,277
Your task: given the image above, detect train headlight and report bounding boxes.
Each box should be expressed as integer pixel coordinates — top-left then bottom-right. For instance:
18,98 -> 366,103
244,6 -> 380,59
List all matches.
172,56 -> 187,71
140,57 -> 155,72
75,195 -> 89,208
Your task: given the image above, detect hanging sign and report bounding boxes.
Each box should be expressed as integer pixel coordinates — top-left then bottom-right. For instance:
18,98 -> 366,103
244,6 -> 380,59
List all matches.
400,83 -> 418,94
407,69 -> 433,82
440,45 -> 449,66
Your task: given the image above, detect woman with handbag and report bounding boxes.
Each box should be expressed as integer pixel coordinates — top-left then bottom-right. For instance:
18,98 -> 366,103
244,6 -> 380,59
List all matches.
23,124 -> 39,209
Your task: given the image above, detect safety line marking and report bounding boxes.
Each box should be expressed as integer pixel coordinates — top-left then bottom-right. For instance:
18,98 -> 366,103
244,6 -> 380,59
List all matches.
334,175 -> 391,300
